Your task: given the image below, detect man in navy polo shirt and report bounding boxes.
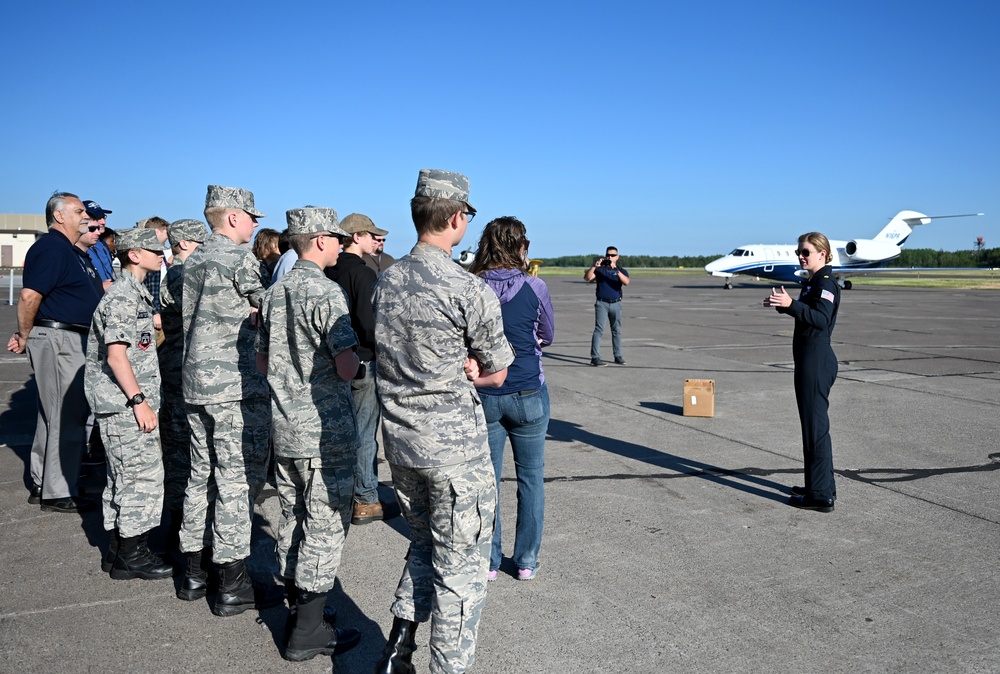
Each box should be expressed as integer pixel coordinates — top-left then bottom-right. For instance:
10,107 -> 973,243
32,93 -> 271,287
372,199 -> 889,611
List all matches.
83,200 -> 116,286
584,245 -> 631,367
7,192 -> 102,513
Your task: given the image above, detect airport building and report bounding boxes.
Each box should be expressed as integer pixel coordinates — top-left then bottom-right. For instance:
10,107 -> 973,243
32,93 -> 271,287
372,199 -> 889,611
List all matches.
0,214 -> 47,267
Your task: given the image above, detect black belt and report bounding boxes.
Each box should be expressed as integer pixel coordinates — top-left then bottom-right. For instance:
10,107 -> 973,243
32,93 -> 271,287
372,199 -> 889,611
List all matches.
33,319 -> 90,335
597,298 -> 622,303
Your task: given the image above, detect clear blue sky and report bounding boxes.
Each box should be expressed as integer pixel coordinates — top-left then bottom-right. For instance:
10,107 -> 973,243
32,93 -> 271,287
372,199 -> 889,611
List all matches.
2,1 -> 997,258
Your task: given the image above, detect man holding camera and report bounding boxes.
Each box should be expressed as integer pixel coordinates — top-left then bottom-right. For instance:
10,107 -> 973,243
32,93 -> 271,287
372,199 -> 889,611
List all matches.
584,246 -> 630,367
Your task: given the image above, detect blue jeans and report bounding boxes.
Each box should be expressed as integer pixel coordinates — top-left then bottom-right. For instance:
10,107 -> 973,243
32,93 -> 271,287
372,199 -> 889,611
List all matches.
591,299 -> 623,361
481,383 -> 549,572
350,360 -> 381,504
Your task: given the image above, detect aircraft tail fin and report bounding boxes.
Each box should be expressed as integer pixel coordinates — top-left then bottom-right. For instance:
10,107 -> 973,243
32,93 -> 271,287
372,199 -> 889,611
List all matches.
873,211 -> 983,246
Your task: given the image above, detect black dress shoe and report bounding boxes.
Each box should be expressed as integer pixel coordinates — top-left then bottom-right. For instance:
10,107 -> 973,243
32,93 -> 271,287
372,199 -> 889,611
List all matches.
27,486 -> 42,505
40,496 -> 97,514
788,495 -> 834,513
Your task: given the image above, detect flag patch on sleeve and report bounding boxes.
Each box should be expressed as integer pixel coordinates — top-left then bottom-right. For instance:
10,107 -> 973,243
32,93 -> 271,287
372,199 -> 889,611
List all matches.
821,290 -> 835,303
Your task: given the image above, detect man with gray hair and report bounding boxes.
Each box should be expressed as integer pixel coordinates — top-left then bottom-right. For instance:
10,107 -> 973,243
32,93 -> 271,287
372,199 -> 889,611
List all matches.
372,169 -> 514,674
178,185 -> 280,616
257,206 -> 362,662
7,192 -> 101,513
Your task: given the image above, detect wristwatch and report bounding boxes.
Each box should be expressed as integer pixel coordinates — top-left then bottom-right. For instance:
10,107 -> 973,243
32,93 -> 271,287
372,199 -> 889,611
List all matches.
126,392 -> 146,408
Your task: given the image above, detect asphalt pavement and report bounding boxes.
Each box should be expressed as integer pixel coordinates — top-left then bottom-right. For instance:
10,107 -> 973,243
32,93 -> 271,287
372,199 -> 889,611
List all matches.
1,275 -> 998,673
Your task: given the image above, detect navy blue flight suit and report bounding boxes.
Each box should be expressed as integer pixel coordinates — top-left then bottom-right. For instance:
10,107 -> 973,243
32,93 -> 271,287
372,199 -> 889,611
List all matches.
776,265 -> 841,501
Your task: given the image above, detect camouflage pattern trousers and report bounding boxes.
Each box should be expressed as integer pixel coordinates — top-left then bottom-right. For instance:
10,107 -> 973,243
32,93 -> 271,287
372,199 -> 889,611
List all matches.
388,457 -> 497,674
158,387 -> 191,513
275,456 -> 354,593
98,411 -> 164,538
180,397 -> 270,563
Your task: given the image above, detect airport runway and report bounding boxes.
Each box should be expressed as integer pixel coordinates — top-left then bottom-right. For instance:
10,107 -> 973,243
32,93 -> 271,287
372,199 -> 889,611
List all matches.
1,276 -> 998,673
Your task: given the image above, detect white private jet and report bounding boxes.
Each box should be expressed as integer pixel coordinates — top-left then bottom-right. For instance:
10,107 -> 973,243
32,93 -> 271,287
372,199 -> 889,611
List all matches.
704,210 -> 982,289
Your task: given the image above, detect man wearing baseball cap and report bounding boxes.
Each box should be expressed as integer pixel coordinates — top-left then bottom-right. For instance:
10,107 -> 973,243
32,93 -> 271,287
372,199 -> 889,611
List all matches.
326,213 -> 388,526
372,170 -> 514,673
257,206 -> 362,661
83,200 -> 117,284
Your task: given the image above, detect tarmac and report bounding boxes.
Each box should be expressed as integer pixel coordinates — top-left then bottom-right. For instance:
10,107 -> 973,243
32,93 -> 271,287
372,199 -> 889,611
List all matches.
1,274 -> 998,674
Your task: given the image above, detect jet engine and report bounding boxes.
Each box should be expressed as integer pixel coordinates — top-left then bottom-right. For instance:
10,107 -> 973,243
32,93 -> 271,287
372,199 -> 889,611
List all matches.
844,239 -> 901,262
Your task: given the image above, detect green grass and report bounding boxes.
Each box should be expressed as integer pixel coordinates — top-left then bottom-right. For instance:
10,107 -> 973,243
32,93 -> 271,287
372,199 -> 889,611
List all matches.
535,266 -> 706,278
533,266 -> 1000,288
850,271 -> 1000,289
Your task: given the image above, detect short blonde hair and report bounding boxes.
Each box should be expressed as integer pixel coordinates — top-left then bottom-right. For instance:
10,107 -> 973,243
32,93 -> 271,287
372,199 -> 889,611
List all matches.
204,206 -> 234,231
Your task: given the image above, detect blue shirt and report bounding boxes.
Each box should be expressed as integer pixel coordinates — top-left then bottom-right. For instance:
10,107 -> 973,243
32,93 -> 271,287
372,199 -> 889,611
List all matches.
24,229 -> 102,325
87,240 -> 116,281
477,269 -> 555,394
594,265 -> 629,301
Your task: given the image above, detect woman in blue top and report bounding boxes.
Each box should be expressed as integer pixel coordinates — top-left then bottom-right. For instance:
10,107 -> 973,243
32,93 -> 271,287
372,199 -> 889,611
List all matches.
470,217 -> 555,581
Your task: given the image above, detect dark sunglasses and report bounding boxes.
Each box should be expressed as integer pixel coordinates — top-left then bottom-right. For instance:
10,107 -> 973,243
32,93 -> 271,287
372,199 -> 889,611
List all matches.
373,237 -> 385,243
86,225 -> 101,232
795,249 -> 815,258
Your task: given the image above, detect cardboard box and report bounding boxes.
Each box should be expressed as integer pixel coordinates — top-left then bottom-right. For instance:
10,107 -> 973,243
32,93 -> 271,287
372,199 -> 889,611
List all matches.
683,379 -> 715,417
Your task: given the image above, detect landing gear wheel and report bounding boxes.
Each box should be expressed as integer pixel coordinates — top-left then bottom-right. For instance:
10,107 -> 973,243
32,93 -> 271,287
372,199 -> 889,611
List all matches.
843,280 -> 853,290
724,281 -> 732,290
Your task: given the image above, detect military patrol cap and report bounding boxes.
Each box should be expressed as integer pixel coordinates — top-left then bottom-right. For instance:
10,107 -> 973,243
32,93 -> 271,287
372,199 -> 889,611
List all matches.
414,169 -> 475,211
205,184 -> 265,218
285,207 -> 345,236
115,227 -> 163,251
340,213 -> 389,237
168,218 -> 208,243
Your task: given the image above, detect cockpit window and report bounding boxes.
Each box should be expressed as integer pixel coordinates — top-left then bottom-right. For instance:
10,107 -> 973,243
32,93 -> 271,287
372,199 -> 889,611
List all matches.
730,249 -> 745,256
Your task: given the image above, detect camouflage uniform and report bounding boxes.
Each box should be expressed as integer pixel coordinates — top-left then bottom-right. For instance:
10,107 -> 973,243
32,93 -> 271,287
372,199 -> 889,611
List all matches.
180,186 -> 270,564
84,230 -> 163,539
257,207 -> 358,593
158,219 -> 208,514
374,169 -> 515,674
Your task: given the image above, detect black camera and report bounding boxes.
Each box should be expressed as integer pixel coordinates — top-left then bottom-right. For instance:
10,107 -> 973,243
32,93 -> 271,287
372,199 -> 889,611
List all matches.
600,257 -> 613,267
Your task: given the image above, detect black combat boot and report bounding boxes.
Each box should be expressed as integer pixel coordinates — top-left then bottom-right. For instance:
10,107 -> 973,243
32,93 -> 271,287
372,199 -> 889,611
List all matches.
373,617 -> 419,674
177,549 -> 209,601
110,532 -> 173,580
212,558 -> 284,617
101,529 -> 120,573
284,580 -> 338,641
283,590 -> 361,662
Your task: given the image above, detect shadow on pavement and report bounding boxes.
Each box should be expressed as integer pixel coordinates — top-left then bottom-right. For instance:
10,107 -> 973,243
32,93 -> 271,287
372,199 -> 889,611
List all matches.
546,417 -> 792,504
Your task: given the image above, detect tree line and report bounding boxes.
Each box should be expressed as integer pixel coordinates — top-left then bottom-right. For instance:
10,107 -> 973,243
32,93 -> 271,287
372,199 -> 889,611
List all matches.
537,248 -> 1000,269
887,247 -> 1000,268
538,254 -> 721,268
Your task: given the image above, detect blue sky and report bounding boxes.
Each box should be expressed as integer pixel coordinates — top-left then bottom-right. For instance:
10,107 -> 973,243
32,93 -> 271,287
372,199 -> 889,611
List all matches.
1,1 -> 996,258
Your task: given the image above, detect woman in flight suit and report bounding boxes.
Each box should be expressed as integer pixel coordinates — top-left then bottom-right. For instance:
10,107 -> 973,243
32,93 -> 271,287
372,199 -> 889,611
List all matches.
764,232 -> 841,512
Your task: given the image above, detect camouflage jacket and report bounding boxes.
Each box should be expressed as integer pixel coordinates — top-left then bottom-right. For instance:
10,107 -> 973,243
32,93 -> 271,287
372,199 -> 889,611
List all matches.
85,268 -> 161,414
158,257 -> 185,396
181,232 -> 268,404
373,242 -> 514,468
257,259 -> 359,460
